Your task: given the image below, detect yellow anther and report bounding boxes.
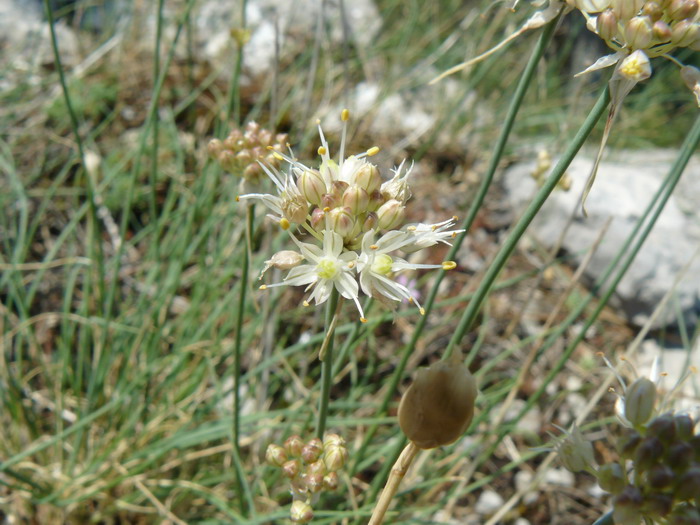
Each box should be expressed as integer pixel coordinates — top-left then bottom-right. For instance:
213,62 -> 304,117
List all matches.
370,244 -> 379,250
259,285 -> 268,290
303,300 -> 310,307
341,108 -> 350,121
280,218 -> 291,230
318,146 -> 327,155
407,226 -> 416,232
408,297 -> 414,304
272,152 -> 284,161
236,196 -> 240,202
452,215 -> 458,221
316,119 -> 321,125
366,146 -> 380,156
442,261 -> 457,270
347,261 -> 355,269
419,307 -> 426,316
451,232 -> 457,238
432,225 -> 438,231
360,317 -> 368,323
323,206 -> 331,212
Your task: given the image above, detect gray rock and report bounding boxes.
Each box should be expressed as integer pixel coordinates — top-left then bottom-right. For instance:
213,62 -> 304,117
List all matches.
503,149 -> 700,329
475,489 -> 505,516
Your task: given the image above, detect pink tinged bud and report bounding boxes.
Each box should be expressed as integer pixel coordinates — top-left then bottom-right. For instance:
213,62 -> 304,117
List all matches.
323,433 -> 345,448
207,138 -> 224,159
265,250 -> 303,272
217,150 -> 237,173
285,435 -> 304,457
624,377 -> 657,426
223,133 -> 241,150
310,207 -> 326,229
672,20 -> 700,47
301,438 -> 323,463
355,163 -> 382,193
322,192 -> 340,210
265,444 -> 288,467
368,190 -> 384,212
625,16 -> 653,48
362,212 -> 378,232
666,441 -> 694,470
669,0 -> 699,20
289,500 -> 314,524
306,459 -> 326,476
323,472 -> 339,490
282,196 -> 308,225
647,463 -> 674,489
376,199 -> 405,230
282,459 -> 301,478
653,20 -> 673,41
642,1 -> 664,20
633,436 -> 663,472
613,0 -> 644,19
597,9 -> 619,39
331,180 -> 349,200
398,360 -> 477,449
342,185 -> 370,215
597,462 -> 626,494
328,207 -> 355,237
323,444 -> 348,472
647,413 -> 676,444
299,170 -> 326,206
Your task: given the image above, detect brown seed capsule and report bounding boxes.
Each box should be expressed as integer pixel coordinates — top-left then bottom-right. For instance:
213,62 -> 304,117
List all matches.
398,359 -> 477,449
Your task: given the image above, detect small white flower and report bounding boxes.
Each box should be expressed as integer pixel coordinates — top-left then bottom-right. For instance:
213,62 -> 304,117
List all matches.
401,217 -> 463,253
380,160 -> 413,204
357,230 -> 455,314
261,231 -> 366,320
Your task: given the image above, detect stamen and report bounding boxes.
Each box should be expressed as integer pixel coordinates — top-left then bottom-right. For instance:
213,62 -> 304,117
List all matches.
419,307 -> 426,315
341,109 -> 350,121
370,244 -> 378,250
366,146 -> 380,156
323,206 -> 331,212
451,232 -> 457,238
318,146 -> 327,155
406,226 -> 417,232
303,300 -> 310,307
453,215 -> 459,221
339,109 -> 349,166
259,285 -> 268,290
360,317 -> 368,323
235,196 -> 240,202
442,261 -> 457,270
280,218 -> 291,230
347,261 -> 355,269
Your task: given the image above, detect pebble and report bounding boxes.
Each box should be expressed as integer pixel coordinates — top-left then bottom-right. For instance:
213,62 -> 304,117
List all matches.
475,490 -> 505,515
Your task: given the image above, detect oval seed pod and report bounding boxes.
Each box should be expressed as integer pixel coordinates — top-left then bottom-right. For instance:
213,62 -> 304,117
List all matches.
398,360 -> 477,449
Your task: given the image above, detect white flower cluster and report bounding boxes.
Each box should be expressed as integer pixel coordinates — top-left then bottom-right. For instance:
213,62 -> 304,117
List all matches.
239,110 -> 462,322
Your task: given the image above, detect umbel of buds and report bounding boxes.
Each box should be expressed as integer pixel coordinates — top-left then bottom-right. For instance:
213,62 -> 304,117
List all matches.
265,433 -> 349,524
398,359 -> 477,449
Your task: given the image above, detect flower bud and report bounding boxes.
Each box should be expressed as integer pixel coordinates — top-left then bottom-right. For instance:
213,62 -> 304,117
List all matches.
327,207 -> 355,237
674,414 -> 695,441
207,138 -> 224,159
648,413 -> 677,444
667,441 -> 694,471
218,150 -> 238,173
625,16 -> 653,48
266,444 -> 288,467
367,190 -> 384,212
669,0 -> 699,20
376,199 -> 405,230
675,467 -> 700,500
323,433 -> 345,447
624,377 -> 657,426
282,459 -> 301,478
302,472 -> 324,493
290,500 -> 314,523
653,20 -> 673,41
667,504 -> 700,525
323,443 -> 348,472
282,196 -> 309,225
672,20 -> 700,47
618,428 -> 642,459
342,185 -> 370,215
643,493 -> 673,519
301,438 -> 323,463
648,463 -> 674,488
298,170 -> 326,206
597,462 -> 626,494
642,1 -> 664,20
223,130 -> 242,150
617,50 -> 652,82
242,163 -> 263,182
362,212 -> 378,232
310,207 -> 326,229
634,436 -> 663,472
613,0 -> 644,19
285,435 -> 304,457
613,485 -> 643,524
355,163 -> 382,193
398,360 -> 477,449
323,472 -> 339,490
322,192 -> 341,210
597,9 -> 619,39
558,425 -> 595,473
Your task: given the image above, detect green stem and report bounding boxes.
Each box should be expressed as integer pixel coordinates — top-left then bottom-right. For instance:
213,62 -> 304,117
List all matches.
444,85 -> 610,359
149,0 -> 165,261
351,13 -> 561,475
232,203 -> 254,514
316,288 -> 340,440
592,511 -> 614,525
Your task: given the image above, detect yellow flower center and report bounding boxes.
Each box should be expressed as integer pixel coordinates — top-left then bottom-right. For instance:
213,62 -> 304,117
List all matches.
371,254 -> 393,275
317,258 -> 339,279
